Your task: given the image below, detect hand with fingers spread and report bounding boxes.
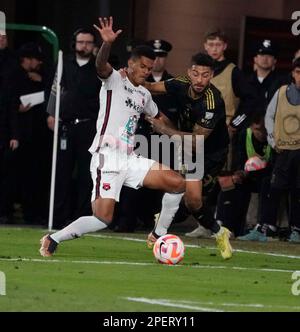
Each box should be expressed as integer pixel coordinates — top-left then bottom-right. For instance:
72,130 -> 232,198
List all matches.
93,16 -> 122,44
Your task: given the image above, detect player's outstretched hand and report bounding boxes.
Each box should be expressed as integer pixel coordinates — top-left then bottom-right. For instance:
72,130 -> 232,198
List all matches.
93,16 -> 122,44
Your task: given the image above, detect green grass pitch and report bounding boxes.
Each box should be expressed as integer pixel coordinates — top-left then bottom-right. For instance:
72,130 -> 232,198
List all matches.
0,227 -> 300,312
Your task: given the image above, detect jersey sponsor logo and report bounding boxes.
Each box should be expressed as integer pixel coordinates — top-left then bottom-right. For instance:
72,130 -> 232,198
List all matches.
124,83 -> 146,97
102,183 -> 111,191
125,97 -> 144,113
124,85 -> 134,94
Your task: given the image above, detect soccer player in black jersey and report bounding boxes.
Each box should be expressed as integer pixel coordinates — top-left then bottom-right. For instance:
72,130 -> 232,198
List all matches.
145,53 -> 233,259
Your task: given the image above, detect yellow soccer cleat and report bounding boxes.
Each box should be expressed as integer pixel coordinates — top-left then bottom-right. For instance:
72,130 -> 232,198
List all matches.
214,226 -> 233,260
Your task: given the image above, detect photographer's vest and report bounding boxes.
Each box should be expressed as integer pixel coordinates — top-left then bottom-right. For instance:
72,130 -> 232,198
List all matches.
246,128 -> 271,161
211,63 -> 240,125
274,85 -> 300,150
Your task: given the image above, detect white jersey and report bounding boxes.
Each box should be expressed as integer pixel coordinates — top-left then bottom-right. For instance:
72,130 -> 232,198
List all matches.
89,69 -> 158,154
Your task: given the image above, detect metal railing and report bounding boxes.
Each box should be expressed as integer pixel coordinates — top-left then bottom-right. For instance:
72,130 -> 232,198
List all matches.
6,23 -> 59,62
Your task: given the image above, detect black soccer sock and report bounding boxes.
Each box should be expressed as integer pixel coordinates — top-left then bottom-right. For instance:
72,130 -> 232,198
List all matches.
173,199 -> 190,224
191,205 -> 220,234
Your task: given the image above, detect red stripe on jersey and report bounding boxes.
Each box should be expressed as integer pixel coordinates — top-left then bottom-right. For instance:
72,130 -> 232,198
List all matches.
95,168 -> 101,199
96,90 -> 112,152
101,90 -> 112,136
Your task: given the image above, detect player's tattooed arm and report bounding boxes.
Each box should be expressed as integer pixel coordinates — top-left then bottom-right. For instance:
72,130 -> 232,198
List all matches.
94,16 -> 122,78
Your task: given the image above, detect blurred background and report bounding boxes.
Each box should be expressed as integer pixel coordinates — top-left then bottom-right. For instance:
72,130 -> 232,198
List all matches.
2,0 -> 300,74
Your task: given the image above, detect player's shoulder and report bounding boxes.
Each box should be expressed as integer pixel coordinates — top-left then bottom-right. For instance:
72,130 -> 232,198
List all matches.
138,84 -> 152,98
99,68 -> 121,83
173,75 -> 190,85
165,75 -> 190,91
204,84 -> 224,110
206,83 -> 223,100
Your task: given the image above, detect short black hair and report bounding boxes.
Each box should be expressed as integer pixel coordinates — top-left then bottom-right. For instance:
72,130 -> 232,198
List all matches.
204,29 -> 228,43
130,45 -> 156,61
249,112 -> 265,125
191,52 -> 214,68
292,57 -> 300,70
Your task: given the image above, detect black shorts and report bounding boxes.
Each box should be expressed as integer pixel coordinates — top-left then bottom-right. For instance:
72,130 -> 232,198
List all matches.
203,148 -> 228,196
271,150 -> 300,189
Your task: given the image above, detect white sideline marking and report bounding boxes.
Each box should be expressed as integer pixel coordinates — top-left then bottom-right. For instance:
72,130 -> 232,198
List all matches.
124,297 -> 300,311
88,234 -> 300,260
0,257 -> 295,273
124,297 -> 224,312
179,299 -> 300,310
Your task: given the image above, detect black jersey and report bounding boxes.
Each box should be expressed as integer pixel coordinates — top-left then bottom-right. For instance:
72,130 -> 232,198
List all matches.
164,76 -> 229,155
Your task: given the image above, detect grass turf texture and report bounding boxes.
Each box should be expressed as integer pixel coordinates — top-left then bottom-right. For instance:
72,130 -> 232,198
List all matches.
0,227 -> 300,312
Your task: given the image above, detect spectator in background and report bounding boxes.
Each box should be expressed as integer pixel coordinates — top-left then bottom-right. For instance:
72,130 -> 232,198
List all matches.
247,39 -> 283,112
0,42 -> 50,224
47,28 -> 101,229
254,57 -> 300,243
0,32 -> 17,87
203,29 -> 257,132
216,113 -> 273,237
0,32 -> 19,223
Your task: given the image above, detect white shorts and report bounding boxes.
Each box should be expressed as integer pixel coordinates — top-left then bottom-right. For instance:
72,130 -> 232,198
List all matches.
90,147 -> 155,202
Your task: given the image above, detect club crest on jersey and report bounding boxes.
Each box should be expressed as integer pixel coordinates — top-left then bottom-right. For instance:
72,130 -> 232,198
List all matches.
102,183 -> 111,191
205,112 -> 214,120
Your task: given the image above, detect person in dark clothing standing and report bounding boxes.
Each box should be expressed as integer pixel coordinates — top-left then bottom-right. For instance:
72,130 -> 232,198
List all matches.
0,42 -> 50,223
0,32 -> 19,223
47,28 -> 102,229
256,58 -> 300,243
247,39 -> 284,113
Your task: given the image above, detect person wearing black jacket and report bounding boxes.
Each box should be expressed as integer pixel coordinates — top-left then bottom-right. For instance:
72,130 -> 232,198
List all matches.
47,28 -> 102,229
0,42 -> 50,224
0,33 -> 19,223
247,39 -> 285,114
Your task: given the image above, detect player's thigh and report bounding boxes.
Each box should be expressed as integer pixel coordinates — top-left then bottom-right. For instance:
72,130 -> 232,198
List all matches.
184,180 -> 203,210
142,162 -> 185,193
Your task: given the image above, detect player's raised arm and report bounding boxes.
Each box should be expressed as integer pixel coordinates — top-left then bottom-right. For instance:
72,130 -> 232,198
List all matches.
93,16 -> 122,78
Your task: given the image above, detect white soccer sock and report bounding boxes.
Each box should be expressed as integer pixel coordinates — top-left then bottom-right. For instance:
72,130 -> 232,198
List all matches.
154,192 -> 184,236
50,216 -> 108,243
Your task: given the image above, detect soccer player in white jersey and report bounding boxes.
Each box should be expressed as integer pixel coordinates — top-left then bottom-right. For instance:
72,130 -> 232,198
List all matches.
39,16 -> 185,256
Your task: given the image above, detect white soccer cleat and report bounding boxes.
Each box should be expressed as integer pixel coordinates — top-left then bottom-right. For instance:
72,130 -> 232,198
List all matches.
185,224 -> 212,238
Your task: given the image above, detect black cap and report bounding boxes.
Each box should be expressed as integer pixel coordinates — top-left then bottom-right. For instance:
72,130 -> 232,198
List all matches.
18,42 -> 44,61
146,39 -> 172,56
255,39 -> 277,56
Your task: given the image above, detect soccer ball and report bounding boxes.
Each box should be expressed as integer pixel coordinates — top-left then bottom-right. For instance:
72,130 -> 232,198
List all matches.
153,234 -> 185,265
244,156 -> 267,172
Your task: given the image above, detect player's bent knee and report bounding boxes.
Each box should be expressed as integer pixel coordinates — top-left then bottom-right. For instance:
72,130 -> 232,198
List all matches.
93,211 -> 113,224
168,174 -> 185,193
